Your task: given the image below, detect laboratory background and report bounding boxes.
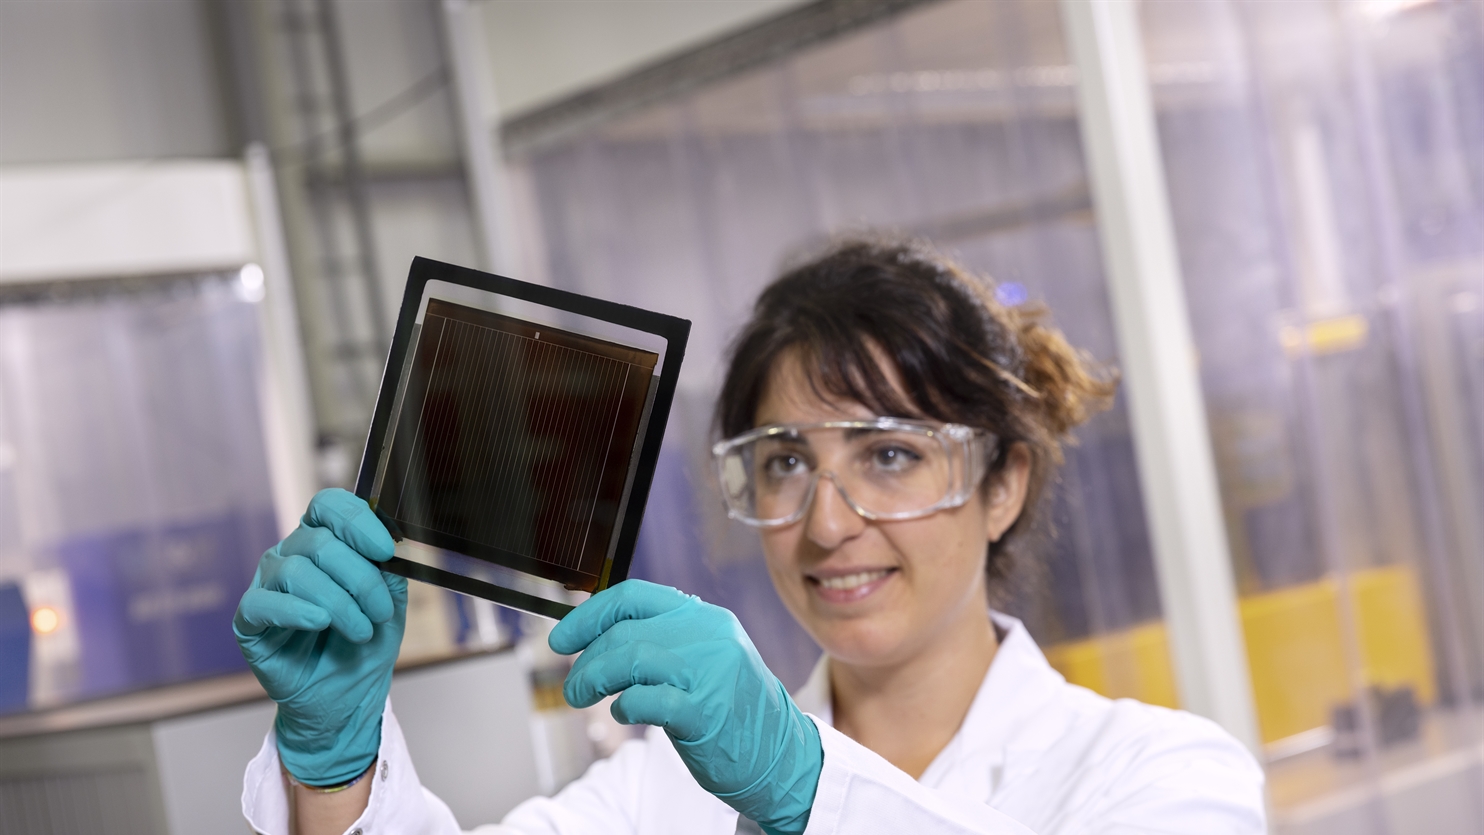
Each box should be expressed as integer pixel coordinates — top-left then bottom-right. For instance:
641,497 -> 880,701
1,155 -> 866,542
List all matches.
0,0 -> 1480,832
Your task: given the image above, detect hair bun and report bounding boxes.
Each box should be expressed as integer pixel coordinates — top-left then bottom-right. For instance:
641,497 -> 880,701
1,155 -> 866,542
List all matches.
1005,302 -> 1118,442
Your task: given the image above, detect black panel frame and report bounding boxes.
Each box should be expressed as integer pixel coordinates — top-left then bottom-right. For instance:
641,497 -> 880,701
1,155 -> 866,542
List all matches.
355,256 -> 690,618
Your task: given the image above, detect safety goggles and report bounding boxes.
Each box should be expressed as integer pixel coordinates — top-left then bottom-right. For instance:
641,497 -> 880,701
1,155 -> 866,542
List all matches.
712,418 -> 994,528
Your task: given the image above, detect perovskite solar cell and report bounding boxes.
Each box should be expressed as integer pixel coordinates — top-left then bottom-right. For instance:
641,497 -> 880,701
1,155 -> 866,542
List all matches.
357,257 -> 688,619
377,300 -> 657,591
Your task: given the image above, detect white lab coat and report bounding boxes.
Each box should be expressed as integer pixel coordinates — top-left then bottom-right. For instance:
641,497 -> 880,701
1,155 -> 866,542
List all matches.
243,613 -> 1265,834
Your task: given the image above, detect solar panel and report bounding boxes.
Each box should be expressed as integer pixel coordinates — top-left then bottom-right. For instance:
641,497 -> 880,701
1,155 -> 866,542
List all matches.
357,258 -> 689,618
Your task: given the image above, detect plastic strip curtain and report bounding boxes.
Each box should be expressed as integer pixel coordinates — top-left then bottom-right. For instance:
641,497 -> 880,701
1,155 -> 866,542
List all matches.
1140,0 -> 1484,831
509,0 -> 1165,701
0,275 -> 279,712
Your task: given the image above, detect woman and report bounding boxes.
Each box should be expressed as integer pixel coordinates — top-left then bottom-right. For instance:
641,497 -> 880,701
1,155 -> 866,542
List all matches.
236,239 -> 1265,834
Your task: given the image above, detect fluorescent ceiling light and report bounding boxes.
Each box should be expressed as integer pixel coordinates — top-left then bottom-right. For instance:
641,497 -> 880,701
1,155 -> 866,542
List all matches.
1358,0 -> 1439,20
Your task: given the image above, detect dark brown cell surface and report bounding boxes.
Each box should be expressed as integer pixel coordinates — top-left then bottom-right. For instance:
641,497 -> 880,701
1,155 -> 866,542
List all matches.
377,299 -> 657,590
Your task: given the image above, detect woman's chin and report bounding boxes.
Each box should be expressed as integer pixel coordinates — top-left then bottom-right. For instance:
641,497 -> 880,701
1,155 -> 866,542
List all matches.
772,574 -> 922,667
807,611 -> 918,668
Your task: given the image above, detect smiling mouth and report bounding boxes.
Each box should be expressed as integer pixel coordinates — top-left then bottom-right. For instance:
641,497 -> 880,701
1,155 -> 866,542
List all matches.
809,568 -> 897,591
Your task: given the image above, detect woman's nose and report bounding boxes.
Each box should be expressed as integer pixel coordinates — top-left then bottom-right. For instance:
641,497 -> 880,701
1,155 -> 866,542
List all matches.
804,472 -> 866,550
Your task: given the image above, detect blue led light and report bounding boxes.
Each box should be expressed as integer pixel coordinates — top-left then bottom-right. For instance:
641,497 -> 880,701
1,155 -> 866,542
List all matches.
995,282 -> 1028,307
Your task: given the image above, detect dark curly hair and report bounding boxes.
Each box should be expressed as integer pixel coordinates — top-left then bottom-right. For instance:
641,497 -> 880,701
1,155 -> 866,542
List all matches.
715,236 -> 1117,587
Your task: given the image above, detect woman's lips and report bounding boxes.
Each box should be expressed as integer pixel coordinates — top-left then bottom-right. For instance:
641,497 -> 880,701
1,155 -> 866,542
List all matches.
806,568 -> 897,604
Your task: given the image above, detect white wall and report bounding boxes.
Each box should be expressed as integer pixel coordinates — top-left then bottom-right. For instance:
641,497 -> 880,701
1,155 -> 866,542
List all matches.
479,0 -> 810,117
0,161 -> 255,283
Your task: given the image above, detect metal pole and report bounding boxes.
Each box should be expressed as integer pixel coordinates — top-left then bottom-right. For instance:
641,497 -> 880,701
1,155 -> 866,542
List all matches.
1059,0 -> 1261,752
246,143 -> 320,535
439,0 -> 522,277
315,0 -> 391,347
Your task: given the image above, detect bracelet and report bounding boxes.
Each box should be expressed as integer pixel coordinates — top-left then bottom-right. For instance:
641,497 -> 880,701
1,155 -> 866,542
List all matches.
283,759 -> 376,794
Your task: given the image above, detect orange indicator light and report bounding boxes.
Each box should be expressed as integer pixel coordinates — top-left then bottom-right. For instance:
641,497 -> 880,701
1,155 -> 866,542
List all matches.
31,606 -> 61,634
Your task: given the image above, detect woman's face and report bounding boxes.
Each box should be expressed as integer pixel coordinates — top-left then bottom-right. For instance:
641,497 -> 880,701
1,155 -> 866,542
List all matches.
753,350 -> 1031,669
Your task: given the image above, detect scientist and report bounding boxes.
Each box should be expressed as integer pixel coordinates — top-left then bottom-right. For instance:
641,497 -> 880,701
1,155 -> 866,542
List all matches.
236,238 -> 1265,834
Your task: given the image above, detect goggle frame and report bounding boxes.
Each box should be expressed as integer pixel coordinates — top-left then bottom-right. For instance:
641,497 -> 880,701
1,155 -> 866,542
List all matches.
711,417 -> 995,528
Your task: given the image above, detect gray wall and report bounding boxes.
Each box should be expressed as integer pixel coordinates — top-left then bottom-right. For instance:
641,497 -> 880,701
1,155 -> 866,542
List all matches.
0,0 -> 234,164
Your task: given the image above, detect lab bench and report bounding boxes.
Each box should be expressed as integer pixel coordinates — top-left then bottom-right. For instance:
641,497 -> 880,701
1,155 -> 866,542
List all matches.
0,647 -> 540,835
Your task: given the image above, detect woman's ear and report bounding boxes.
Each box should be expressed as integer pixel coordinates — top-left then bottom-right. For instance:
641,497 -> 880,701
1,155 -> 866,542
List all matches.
984,443 -> 1032,543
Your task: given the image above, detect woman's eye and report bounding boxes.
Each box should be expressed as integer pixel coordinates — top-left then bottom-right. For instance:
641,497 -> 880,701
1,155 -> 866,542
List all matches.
870,445 -> 922,472
763,453 -> 808,479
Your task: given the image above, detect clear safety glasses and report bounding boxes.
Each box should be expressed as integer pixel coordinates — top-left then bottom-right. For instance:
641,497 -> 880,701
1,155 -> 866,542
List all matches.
712,418 -> 994,528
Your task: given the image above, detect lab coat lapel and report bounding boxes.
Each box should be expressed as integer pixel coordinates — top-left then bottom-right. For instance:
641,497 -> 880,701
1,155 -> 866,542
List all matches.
788,612 -> 1068,805
922,613 -> 1065,802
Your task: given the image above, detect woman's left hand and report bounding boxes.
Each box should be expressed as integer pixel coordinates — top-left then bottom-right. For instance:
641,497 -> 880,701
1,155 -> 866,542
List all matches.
550,580 -> 823,835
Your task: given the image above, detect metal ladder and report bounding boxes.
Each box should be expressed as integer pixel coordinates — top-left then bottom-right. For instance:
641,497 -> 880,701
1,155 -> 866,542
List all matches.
274,0 -> 391,452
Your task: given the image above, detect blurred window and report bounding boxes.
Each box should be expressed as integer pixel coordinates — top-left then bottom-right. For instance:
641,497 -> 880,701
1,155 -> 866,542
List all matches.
0,273 -> 279,713
1142,0 -> 1484,829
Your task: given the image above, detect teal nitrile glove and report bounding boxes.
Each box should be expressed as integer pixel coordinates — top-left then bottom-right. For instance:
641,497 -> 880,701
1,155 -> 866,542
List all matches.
550,581 -> 823,835
234,488 -> 404,786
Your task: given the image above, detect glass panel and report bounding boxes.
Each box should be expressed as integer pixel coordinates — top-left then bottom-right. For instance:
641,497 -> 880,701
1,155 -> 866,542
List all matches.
1141,0 -> 1484,829
515,0 -> 1170,702
0,273 -> 280,713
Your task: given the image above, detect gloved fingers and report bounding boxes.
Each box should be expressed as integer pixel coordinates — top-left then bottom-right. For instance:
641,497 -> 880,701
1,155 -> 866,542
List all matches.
549,580 -> 693,655
564,640 -> 689,708
234,586 -> 332,636
382,570 -> 409,610
610,684 -> 706,740
282,526 -> 394,624
302,488 -> 396,563
562,615 -> 647,664
261,553 -> 375,643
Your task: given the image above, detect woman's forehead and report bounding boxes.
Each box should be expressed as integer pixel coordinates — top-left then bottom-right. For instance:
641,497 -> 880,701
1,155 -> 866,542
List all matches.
754,348 -> 910,426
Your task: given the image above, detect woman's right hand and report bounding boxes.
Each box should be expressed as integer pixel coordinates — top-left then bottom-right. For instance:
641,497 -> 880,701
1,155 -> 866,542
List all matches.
234,488 -> 405,786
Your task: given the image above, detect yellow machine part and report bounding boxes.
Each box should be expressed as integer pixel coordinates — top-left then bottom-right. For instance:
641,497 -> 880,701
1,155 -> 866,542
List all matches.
1043,564 -> 1436,744
1042,621 -> 1180,709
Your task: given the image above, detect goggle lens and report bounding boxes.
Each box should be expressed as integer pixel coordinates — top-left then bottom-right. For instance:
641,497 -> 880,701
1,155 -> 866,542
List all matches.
714,420 -> 990,527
